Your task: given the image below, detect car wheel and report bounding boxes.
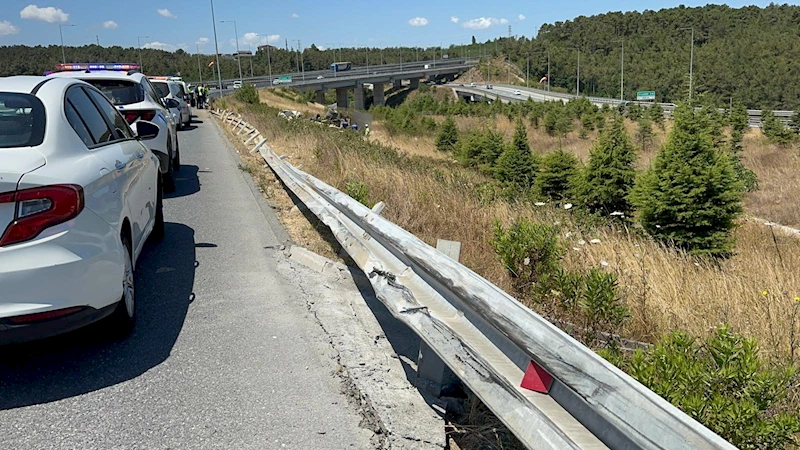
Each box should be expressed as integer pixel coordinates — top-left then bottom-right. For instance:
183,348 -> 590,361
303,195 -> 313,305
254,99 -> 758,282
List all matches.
149,176 -> 165,242
109,233 -> 135,336
173,140 -> 181,172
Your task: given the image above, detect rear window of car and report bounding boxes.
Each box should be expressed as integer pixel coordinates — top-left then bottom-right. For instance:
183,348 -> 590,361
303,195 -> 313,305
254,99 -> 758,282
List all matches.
0,93 -> 46,148
152,82 -> 170,99
82,79 -> 144,106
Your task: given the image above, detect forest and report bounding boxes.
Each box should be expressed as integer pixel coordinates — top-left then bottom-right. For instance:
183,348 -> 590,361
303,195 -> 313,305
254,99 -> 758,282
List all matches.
2,3 -> 800,108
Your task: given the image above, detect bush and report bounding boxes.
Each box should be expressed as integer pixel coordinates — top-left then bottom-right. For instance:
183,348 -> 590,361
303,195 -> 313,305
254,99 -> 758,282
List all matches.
457,128 -> 505,169
762,109 -> 795,145
535,149 -> 579,201
729,103 -> 759,192
234,83 -> 260,104
493,118 -> 538,189
344,180 -> 370,206
630,103 -> 743,256
610,325 -> 800,449
491,219 -> 563,292
577,115 -> 637,216
436,116 -> 459,153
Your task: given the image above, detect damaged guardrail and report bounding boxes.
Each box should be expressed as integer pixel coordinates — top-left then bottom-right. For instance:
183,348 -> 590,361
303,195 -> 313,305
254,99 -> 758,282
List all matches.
210,108 -> 738,450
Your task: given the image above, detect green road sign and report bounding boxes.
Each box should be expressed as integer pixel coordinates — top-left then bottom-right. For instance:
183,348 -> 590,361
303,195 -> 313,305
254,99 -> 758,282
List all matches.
637,91 -> 656,101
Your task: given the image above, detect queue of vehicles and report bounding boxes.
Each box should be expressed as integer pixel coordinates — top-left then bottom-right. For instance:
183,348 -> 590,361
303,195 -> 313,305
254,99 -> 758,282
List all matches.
0,62 -> 200,345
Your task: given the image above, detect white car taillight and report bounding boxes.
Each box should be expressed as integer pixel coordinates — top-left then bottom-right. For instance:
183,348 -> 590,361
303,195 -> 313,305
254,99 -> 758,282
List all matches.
0,185 -> 84,247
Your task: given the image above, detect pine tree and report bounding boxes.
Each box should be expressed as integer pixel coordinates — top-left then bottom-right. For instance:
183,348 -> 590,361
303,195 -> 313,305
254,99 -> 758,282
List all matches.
435,116 -> 459,153
728,103 -> 758,192
494,118 -> 538,189
577,115 -> 637,215
535,149 -> 580,201
791,112 -> 800,134
630,103 -> 743,256
648,104 -> 665,130
761,109 -> 795,145
636,116 -> 654,152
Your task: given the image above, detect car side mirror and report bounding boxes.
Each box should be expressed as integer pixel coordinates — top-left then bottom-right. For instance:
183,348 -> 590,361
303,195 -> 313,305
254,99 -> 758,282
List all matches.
133,120 -> 160,140
165,98 -> 180,109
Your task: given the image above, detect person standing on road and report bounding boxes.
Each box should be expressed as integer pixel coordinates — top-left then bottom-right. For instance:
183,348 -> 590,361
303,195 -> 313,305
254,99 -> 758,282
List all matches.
197,85 -> 206,109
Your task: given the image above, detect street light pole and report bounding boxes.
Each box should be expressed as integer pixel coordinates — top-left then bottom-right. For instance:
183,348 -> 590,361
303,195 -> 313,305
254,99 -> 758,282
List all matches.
196,43 -> 203,84
209,0 -> 223,92
613,39 -> 624,101
248,44 -> 253,77
221,20 -> 243,82
294,39 -> 305,80
258,34 -> 273,81
59,24 -> 75,64
680,27 -> 694,101
137,35 -> 149,71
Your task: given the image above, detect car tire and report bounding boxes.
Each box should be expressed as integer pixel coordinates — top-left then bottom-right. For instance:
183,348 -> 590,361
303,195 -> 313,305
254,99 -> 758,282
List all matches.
173,140 -> 181,172
109,233 -> 135,336
149,176 -> 165,242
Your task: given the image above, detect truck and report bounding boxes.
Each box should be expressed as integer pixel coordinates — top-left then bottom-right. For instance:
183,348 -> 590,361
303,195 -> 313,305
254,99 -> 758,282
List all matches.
272,75 -> 292,85
330,62 -> 352,72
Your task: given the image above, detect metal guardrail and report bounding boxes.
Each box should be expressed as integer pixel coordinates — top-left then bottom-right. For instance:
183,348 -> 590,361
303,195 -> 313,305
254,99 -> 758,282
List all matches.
210,107 -> 738,450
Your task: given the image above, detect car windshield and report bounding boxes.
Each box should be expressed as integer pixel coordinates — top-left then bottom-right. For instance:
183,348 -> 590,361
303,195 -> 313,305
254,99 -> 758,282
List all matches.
152,82 -> 170,99
0,93 -> 46,148
81,79 -> 144,106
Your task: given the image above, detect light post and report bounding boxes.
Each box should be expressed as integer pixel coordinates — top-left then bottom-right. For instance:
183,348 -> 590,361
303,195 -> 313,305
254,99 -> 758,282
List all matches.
209,0 -> 223,92
196,43 -> 203,84
137,35 -> 149,70
325,42 -> 336,79
248,44 -> 253,77
257,34 -> 273,81
221,20 -> 243,82
679,27 -> 694,101
59,24 -> 75,64
613,39 -> 624,101
294,39 -> 305,80
569,47 -> 581,96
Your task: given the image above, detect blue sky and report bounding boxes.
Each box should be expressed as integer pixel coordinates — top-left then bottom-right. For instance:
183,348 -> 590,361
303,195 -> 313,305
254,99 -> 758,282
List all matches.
0,0 -> 785,53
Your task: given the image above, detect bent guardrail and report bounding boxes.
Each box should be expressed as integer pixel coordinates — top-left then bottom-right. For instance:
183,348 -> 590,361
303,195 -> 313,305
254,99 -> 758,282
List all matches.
211,108 -> 738,450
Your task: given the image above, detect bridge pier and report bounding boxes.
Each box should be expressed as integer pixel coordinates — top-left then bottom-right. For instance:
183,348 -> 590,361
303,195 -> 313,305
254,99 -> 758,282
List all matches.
315,90 -> 326,104
393,79 -> 402,89
353,87 -> 365,110
335,87 -> 349,109
409,78 -> 420,89
372,83 -> 385,106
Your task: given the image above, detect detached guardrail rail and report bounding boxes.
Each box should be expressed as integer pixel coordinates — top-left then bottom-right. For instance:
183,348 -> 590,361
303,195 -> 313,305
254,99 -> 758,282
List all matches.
211,108 -> 738,450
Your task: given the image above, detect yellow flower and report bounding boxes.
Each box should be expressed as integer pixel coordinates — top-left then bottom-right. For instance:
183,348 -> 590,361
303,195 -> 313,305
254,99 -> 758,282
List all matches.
795,296 -> 800,302
762,290 -> 768,296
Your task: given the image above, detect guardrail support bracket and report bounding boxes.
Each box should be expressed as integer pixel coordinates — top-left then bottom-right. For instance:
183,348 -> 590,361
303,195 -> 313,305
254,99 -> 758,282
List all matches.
415,341 -> 461,398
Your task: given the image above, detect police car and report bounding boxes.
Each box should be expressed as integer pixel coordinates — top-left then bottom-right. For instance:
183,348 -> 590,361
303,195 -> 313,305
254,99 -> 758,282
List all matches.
49,63 -> 180,191
149,77 -> 192,129
0,75 -> 164,343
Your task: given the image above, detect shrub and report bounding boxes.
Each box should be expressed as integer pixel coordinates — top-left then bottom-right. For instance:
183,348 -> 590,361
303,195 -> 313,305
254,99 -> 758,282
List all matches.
762,109 -> 795,145
435,116 -> 459,153
491,219 -> 563,292
636,116 -> 654,152
577,115 -> 637,216
534,149 -> 579,201
611,325 -> 800,449
729,103 -> 759,192
344,180 -> 370,206
580,269 -> 629,342
234,83 -> 259,104
648,103 -> 665,130
457,128 -> 505,169
630,103 -> 743,256
493,118 -> 538,189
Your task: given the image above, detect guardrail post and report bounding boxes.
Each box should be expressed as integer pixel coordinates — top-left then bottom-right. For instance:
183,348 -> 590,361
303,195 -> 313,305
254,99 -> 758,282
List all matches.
250,138 -> 267,154
415,239 -> 463,397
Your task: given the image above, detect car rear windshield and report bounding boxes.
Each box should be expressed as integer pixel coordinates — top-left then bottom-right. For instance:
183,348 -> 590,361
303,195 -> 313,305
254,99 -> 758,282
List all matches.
0,93 -> 46,148
82,79 -> 144,106
152,82 -> 170,99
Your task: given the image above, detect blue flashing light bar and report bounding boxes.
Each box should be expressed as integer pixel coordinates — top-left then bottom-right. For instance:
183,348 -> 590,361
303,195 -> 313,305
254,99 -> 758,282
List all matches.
55,63 -> 140,72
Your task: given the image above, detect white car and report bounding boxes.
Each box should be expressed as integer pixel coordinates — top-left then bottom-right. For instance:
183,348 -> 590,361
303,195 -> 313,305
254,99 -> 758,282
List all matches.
49,65 -> 180,192
0,75 -> 164,344
514,90 -> 521,96
150,78 -> 192,129
233,80 -> 242,89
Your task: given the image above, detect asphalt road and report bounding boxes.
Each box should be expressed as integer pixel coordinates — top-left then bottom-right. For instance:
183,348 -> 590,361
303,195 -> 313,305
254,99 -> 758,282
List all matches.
0,111 -> 374,449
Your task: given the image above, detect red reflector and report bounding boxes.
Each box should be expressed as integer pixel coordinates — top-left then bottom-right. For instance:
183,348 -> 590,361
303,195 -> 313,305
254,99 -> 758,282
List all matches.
139,110 -> 156,121
0,191 -> 15,203
124,112 -> 138,124
8,307 -> 84,324
0,184 -> 84,247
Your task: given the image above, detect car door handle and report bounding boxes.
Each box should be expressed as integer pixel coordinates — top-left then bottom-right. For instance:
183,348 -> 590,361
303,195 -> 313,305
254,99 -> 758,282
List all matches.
115,160 -> 126,170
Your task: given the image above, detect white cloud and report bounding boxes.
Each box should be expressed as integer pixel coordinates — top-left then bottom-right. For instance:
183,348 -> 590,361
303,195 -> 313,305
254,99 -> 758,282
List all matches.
196,37 -> 209,45
451,16 -> 459,24
408,17 -> 428,27
290,13 -> 299,19
157,8 -> 177,19
462,17 -> 509,30
19,4 -> 68,23
241,32 -> 280,46
0,21 -> 20,35
143,41 -> 176,51
103,20 -> 118,29
518,14 -> 526,21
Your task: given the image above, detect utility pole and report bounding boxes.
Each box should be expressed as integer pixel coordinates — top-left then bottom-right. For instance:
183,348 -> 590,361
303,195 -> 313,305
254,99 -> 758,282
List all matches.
210,0 -> 223,92
196,43 -> 203,84
526,53 -> 530,88
679,27 -> 695,101
221,20 -> 243,82
257,34 -> 273,81
59,24 -> 75,64
248,44 -> 253,77
137,35 -> 149,70
294,39 -> 305,80
614,39 -> 624,101
96,35 -> 99,46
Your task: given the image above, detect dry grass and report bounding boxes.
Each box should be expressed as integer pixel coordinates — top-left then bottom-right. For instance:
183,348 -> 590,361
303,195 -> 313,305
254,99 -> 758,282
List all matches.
741,130 -> 800,227
218,99 -> 800,363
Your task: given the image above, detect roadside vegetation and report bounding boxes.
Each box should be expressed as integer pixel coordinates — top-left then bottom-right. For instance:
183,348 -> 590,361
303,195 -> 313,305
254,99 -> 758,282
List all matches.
215,82 -> 800,447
